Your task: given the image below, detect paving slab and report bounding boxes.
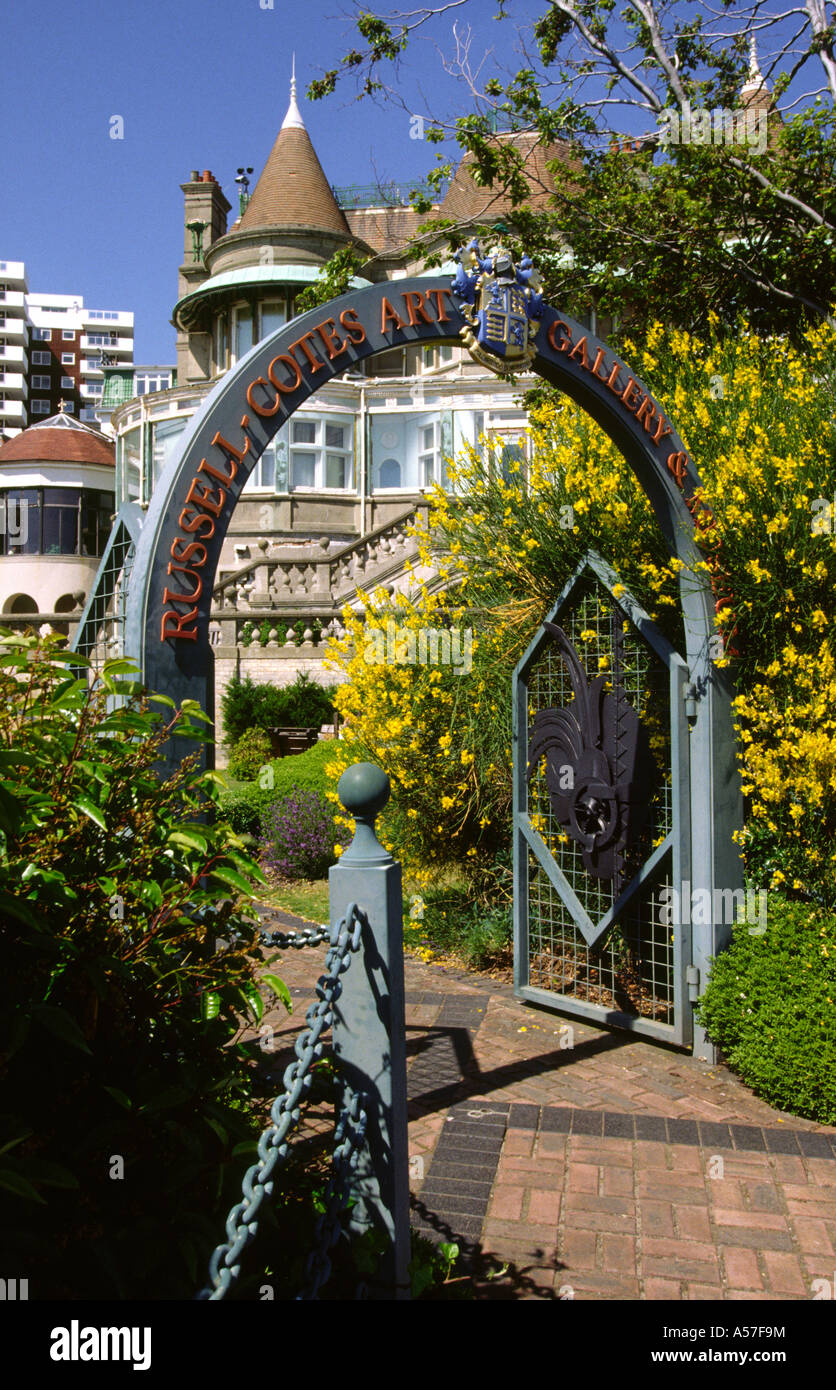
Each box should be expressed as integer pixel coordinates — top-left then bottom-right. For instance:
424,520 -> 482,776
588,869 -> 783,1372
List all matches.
258,926 -> 836,1301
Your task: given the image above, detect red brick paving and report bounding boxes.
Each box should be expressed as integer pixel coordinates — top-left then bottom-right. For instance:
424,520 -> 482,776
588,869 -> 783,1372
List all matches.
265,939 -> 836,1302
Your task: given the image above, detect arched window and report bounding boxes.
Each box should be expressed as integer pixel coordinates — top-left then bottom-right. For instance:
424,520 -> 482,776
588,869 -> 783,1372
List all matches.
378,458 -> 401,488
3,593 -> 37,614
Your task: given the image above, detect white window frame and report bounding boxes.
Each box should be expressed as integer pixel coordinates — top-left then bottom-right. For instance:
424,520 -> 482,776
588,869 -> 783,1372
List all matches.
31,351 -> 51,366
289,415 -> 354,492
61,353 -> 75,365
421,343 -> 455,374
418,419 -> 441,487
62,330 -> 75,341
61,375 -> 75,389
31,374 -> 51,389
31,399 -> 51,414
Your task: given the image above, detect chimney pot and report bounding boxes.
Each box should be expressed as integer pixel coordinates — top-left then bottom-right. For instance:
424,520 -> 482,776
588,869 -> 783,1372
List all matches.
190,169 -> 199,181
202,169 -> 212,182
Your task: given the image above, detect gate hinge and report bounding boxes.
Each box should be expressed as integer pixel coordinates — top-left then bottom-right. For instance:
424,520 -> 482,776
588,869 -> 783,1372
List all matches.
686,965 -> 700,1001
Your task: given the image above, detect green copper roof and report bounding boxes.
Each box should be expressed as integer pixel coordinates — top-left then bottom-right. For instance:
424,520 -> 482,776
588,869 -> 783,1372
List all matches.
173,263 -> 373,327
100,369 -> 137,410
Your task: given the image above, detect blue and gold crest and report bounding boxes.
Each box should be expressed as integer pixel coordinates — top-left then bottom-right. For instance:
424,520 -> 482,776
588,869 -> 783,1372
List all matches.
451,239 -> 544,375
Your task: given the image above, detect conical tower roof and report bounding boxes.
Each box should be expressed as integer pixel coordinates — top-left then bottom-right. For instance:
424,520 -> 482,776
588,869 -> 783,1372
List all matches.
238,63 -> 350,237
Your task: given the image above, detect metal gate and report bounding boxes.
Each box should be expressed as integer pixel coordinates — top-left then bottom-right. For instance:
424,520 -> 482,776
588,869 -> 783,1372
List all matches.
513,551 -> 692,1047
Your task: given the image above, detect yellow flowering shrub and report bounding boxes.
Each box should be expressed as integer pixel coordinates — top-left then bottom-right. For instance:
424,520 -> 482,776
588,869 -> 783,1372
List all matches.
325,319 -> 836,906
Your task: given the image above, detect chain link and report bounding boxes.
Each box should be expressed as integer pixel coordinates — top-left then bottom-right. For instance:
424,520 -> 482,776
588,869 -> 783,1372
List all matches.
196,904 -> 367,1301
297,1089 -> 368,1300
260,923 -> 331,950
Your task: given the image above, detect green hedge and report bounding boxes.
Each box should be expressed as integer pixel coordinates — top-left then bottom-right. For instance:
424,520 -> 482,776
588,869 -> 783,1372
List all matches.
227,726 -> 273,781
697,896 -> 836,1125
221,673 -> 338,746
218,739 -> 337,837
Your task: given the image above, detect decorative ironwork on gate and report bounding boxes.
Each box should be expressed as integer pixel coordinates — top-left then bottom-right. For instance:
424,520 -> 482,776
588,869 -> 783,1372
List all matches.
71,502 -> 143,666
513,552 -> 692,1046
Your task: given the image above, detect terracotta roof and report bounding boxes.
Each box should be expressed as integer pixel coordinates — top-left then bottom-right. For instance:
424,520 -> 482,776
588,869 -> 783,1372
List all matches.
439,133 -> 574,225
0,413 -> 115,467
238,78 -> 349,238
344,206 -> 428,256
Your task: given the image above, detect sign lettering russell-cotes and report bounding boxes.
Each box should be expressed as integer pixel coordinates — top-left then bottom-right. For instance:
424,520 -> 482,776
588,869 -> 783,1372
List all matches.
159,288 -> 699,644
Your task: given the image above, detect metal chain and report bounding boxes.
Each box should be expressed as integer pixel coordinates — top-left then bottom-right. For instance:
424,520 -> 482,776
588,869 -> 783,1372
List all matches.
260,923 -> 331,950
297,1089 -> 368,1301
196,904 -> 367,1301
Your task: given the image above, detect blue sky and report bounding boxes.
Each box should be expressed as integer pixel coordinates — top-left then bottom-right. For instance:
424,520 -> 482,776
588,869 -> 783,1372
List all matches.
1,0 -> 538,362
1,2 -> 816,363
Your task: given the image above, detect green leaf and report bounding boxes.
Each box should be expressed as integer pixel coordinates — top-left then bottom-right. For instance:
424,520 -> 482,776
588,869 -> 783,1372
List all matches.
139,1085 -> 191,1114
238,983 -> 263,1025
101,658 -> 141,677
73,795 -> 107,832
0,891 -> 40,927
102,1086 -> 133,1110
203,1115 -> 228,1145
0,1169 -> 46,1203
261,973 -> 292,1013
24,1158 -> 79,1189
231,1141 -> 259,1159
209,866 -> 256,896
33,1004 -> 92,1055
201,990 -> 221,1022
168,829 -> 209,854
0,1128 -> 34,1157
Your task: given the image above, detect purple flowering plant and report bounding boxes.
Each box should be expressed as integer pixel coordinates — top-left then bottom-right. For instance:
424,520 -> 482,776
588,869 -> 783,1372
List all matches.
260,787 -> 350,881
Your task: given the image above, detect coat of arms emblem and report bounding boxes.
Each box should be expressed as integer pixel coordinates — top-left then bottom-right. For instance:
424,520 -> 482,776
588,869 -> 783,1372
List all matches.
451,238 -> 545,376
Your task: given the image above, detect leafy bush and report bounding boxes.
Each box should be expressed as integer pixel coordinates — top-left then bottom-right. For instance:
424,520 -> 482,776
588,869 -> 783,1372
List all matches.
0,631 -> 287,1299
406,886 -> 513,970
697,897 -> 836,1124
228,725 -> 273,781
219,740 -> 337,836
221,672 -> 338,746
327,319 -> 836,907
261,788 -> 349,880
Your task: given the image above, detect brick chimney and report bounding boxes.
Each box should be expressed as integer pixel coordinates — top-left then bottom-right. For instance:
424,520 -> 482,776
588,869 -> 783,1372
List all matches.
178,170 -> 232,303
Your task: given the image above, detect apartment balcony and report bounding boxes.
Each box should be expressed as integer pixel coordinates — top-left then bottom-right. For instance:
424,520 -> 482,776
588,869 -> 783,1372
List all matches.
0,260 -> 27,286
79,381 -> 103,400
0,316 -> 27,342
0,344 -> 28,370
0,372 -> 25,395
0,291 -> 26,311
0,399 -> 27,422
80,335 -> 133,356
82,311 -> 134,330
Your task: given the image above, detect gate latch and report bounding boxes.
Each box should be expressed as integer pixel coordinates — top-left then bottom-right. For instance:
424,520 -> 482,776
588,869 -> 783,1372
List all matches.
686,965 -> 700,1002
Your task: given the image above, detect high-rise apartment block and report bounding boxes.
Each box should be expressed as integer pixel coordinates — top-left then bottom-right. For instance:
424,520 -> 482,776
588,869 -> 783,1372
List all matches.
0,259 -> 134,440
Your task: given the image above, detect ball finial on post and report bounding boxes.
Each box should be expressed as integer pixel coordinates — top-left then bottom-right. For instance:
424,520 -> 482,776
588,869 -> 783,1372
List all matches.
337,763 -> 392,866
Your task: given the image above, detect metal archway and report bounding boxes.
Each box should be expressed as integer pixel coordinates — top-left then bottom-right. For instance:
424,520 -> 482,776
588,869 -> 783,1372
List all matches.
96,275 -> 741,1057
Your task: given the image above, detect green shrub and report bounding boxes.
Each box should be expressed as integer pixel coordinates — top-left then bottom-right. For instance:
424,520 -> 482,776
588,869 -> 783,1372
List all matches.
228,726 -> 273,781
221,673 -> 338,746
218,740 -> 337,837
407,886 -> 513,971
0,631 -> 287,1299
697,897 -> 836,1125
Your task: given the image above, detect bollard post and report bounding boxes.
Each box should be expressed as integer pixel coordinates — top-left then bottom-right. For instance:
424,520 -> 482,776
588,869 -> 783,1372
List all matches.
329,762 -> 410,1299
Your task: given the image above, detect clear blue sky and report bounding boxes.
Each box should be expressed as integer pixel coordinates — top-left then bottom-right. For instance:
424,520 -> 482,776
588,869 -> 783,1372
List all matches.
1,2 -> 812,363
0,0 -> 536,363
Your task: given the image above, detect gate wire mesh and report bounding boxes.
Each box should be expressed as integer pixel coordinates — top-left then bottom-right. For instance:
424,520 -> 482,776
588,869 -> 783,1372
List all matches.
526,574 -> 676,1025
72,522 -> 135,667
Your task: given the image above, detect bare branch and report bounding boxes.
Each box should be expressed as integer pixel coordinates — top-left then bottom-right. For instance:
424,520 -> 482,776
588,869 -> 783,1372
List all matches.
726,154 -> 836,231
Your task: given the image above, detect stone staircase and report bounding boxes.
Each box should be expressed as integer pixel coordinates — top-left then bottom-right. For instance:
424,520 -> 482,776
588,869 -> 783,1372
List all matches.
210,504 -> 436,647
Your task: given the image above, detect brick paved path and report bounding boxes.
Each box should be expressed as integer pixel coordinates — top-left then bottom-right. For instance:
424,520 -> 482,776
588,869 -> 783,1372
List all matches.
260,911 -> 836,1302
